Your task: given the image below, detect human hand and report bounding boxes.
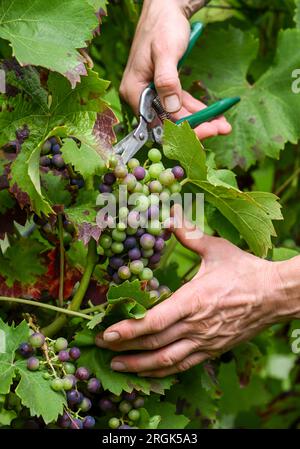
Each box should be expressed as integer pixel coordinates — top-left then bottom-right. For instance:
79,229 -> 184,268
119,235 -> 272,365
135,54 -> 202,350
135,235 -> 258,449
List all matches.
96,206 -> 286,377
120,0 -> 232,140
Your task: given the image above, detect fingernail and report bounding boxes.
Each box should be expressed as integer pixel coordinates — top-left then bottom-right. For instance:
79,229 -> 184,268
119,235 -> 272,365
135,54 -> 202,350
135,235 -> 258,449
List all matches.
95,333 -> 106,347
111,361 -> 126,371
103,331 -> 120,342
164,94 -> 180,113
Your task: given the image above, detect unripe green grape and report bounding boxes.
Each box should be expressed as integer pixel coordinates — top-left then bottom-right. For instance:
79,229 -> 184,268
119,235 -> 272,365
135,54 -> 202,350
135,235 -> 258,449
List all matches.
109,155 -> 118,169
149,180 -> 163,193
133,182 -> 143,193
119,400 -> 132,414
64,362 -> 76,374
109,418 -> 120,429
142,185 -> 150,197
148,148 -> 162,163
112,229 -> 126,242
135,194 -> 149,212
159,169 -> 175,186
170,181 -> 182,194
129,260 -> 144,274
147,220 -> 162,236
128,158 -> 139,170
62,377 -> 74,391
122,174 -> 137,191
141,258 -> 148,267
118,266 -> 131,280
126,227 -> 137,236
149,290 -> 159,300
160,189 -> 171,203
114,164 -> 128,178
111,242 -> 124,254
128,409 -> 140,421
119,207 -> 129,220
160,205 -> 170,222
43,372 -> 51,380
54,337 -> 68,352
51,378 -> 64,392
104,248 -> 114,257
117,222 -> 127,231
141,248 -> 154,258
99,234 -> 112,249
149,194 -> 160,206
148,163 -> 164,179
140,268 -> 153,281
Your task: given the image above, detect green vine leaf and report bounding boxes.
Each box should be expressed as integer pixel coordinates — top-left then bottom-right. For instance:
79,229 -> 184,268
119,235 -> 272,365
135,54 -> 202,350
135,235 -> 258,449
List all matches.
0,0 -> 98,87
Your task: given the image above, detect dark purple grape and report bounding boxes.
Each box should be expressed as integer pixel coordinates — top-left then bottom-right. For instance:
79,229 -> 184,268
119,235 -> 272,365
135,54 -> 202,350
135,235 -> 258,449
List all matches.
149,252 -> 161,266
83,416 -> 96,429
71,179 -> 85,188
104,173 -> 116,185
123,391 -> 137,401
128,248 -> 141,261
75,367 -> 90,381
98,398 -> 114,412
112,272 -> 122,284
70,418 -> 83,429
172,166 -> 185,180
58,412 -> 71,429
67,390 -> 83,406
133,397 -> 145,408
99,183 -> 112,194
52,143 -> 61,154
49,137 -> 57,145
58,350 -> 70,362
107,265 -> 115,276
133,166 -> 146,180
69,347 -> 81,361
27,356 -> 40,371
19,342 -> 34,358
155,237 -> 165,252
118,425 -> 132,429
162,229 -> 172,241
87,378 -> 101,394
135,228 -> 145,238
40,156 -> 51,167
52,154 -> 65,169
124,236 -> 137,250
109,256 -> 123,270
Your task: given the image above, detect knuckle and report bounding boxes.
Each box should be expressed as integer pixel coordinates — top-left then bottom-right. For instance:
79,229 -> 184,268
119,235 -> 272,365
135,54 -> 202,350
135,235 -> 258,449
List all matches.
155,73 -> 179,91
148,314 -> 166,333
176,360 -> 192,372
159,352 -> 176,367
143,335 -> 161,350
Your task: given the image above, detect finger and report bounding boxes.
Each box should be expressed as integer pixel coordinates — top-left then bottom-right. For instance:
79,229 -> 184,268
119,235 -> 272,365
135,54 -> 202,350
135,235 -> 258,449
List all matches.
153,51 -> 182,113
96,321 -> 189,352
110,339 -> 198,373
138,351 -> 209,377
119,71 -> 149,115
171,204 -> 216,256
103,280 -> 196,343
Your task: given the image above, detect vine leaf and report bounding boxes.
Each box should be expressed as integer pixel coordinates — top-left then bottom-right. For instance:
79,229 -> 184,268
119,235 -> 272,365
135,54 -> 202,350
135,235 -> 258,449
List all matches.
145,396 -> 190,429
0,0 -> 98,87
182,27 -> 300,169
163,121 -> 282,257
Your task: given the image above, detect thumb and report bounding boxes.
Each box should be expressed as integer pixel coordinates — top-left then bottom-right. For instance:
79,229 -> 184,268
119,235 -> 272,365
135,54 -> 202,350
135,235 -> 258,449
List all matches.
153,52 -> 182,113
170,204 -> 215,256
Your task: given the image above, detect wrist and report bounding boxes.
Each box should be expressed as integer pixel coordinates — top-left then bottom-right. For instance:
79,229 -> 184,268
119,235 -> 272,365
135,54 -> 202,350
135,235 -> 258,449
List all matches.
269,256 -> 300,322
143,0 -> 208,19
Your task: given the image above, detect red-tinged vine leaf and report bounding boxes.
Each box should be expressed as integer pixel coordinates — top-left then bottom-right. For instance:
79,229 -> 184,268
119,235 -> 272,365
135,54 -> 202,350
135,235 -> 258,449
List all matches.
232,342 -> 263,388
0,275 -> 43,300
83,280 -> 109,306
0,0 -> 98,87
93,107 -> 119,159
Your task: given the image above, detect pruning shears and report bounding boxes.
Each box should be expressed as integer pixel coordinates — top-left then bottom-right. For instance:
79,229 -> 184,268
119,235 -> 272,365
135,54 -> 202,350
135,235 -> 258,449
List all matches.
114,21 -> 240,163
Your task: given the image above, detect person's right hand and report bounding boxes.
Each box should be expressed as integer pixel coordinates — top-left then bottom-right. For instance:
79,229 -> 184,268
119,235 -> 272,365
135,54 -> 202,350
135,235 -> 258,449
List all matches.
120,0 -> 232,140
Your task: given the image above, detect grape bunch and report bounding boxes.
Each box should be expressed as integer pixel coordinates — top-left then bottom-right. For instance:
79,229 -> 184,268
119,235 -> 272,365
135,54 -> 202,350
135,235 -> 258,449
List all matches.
18,332 -> 147,429
98,148 -> 185,299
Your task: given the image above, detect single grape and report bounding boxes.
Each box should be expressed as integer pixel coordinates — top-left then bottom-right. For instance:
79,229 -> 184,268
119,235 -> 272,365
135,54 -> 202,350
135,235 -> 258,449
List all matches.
109,155 -> 118,169
52,154 -> 65,169
170,182 -> 182,194
75,367 -> 90,381
134,194 -> 149,212
119,400 -> 132,414
172,165 -> 185,180
70,418 -> 83,429
149,290 -> 159,300
107,265 -> 115,276
122,174 -> 137,191
135,228 -> 145,238
117,221 -> 127,231
112,272 -> 122,284
149,252 -> 161,266
51,378 -> 64,392
158,285 -> 171,296
79,397 -> 92,412
52,143 -> 61,155
159,169 -> 175,186
98,398 -> 114,412
128,158 -> 140,170
109,417 -> 120,429
104,173 -> 116,185
64,220 -> 75,234
62,376 -> 75,391
140,233 -> 155,250
133,182 -> 143,193
148,277 -> 160,290
127,226 -> 137,236
149,180 -> 163,193
119,424 -> 132,429
112,229 -> 126,242
64,362 -> 76,374
58,350 -> 70,362
83,416 -> 96,429
141,248 -> 154,258
160,190 -> 170,203
99,183 -> 112,194
133,166 -> 146,181
54,337 -> 68,352
58,412 -> 71,429
148,148 -> 162,163
147,220 -> 162,236
118,266 -> 131,280
140,268 -> 153,281
111,242 -> 124,254
109,256 -> 124,270
128,409 -> 140,421
69,346 -> 81,361
147,205 -> 159,220
70,179 -> 84,188
119,207 -> 129,220
27,357 -> 40,371
128,248 -> 142,261
87,378 -> 101,394
123,391 -> 137,402
128,210 -> 141,228
40,156 -> 51,167
129,260 -> 144,275
43,372 -> 51,380
19,342 -> 34,358
162,229 -> 172,241
133,396 -> 145,409
67,390 -> 83,405
114,164 -> 128,178
41,140 -> 51,155
154,237 -> 165,252
143,184 -> 150,195
124,236 -> 137,250
99,234 -> 112,249
148,163 -> 164,179
49,137 -> 57,145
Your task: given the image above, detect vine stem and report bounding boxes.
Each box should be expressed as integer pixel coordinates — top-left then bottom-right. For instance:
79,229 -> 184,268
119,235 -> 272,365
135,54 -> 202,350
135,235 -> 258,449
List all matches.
81,302 -> 108,314
41,239 -> 98,337
275,167 -> 300,196
57,214 -> 65,307
0,297 -> 92,321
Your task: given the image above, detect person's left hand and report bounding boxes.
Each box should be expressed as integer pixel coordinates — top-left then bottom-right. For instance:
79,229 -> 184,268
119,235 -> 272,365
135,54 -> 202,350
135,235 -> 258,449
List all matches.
95,207 -> 284,377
